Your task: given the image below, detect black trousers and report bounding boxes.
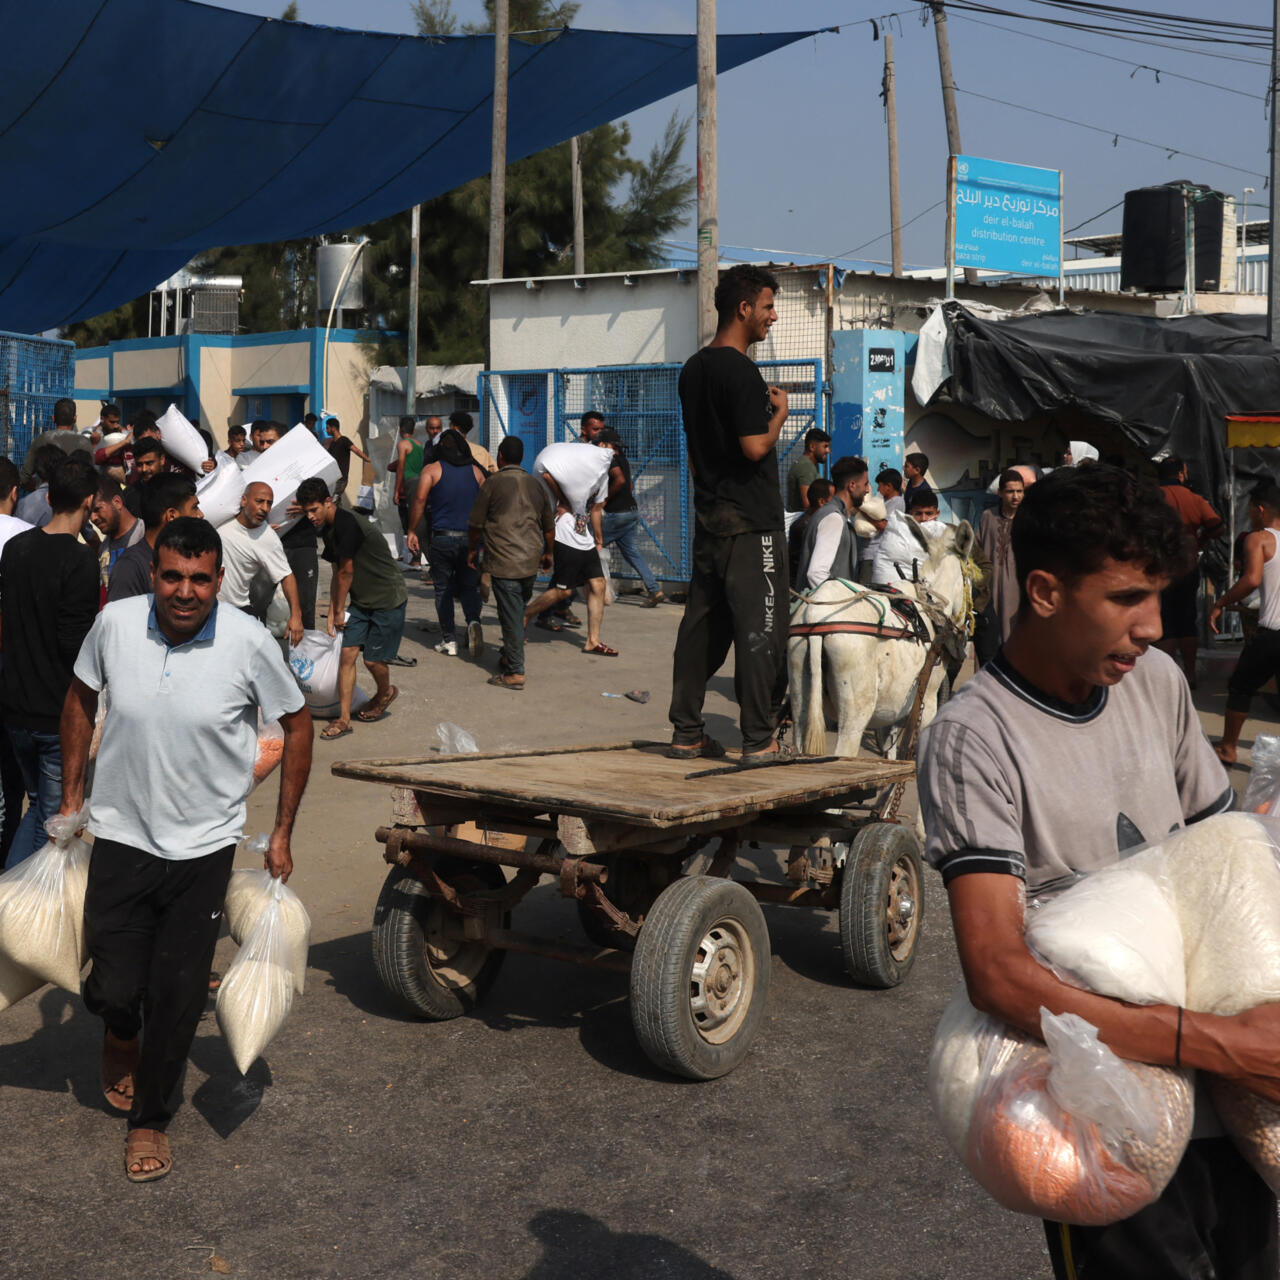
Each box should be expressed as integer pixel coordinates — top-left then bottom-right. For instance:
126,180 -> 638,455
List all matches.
285,543 -> 319,632
669,526 -> 788,754
83,838 -> 235,1132
1226,625 -> 1280,714
1044,1137 -> 1278,1280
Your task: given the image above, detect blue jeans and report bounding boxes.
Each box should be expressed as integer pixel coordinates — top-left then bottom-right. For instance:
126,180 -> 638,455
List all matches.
6,726 -> 63,868
601,510 -> 657,593
429,530 -> 482,641
492,576 -> 534,675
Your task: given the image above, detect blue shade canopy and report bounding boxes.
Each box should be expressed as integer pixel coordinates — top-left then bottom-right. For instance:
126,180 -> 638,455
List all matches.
0,0 -> 819,332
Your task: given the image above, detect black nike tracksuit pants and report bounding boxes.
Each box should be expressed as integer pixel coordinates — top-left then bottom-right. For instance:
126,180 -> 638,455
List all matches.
668,526 -> 788,754
83,838 -> 235,1132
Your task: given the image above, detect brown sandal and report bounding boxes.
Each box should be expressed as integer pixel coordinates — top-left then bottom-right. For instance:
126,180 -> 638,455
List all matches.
125,1128 -> 172,1182
357,686 -> 399,722
101,1032 -> 139,1114
582,643 -> 619,657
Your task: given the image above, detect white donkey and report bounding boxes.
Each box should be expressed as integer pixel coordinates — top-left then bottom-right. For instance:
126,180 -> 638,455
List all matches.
788,519 -> 976,758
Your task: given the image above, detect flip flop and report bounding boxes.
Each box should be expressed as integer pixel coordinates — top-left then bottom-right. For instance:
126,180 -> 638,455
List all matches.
101,1032 -> 139,1114
534,616 -> 563,632
125,1128 -> 172,1183
582,643 -> 619,657
385,654 -> 417,667
320,721 -> 353,740
357,686 -> 399,722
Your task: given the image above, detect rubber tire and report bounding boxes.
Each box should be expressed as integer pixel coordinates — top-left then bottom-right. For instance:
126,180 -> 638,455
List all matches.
371,858 -> 508,1020
839,823 -> 925,989
630,876 -> 771,1080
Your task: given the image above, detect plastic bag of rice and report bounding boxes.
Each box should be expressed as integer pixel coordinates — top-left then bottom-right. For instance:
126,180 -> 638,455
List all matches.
253,718 -> 284,787
216,874 -> 297,1074
0,808 -> 90,994
224,858 -> 310,994
0,951 -> 43,1012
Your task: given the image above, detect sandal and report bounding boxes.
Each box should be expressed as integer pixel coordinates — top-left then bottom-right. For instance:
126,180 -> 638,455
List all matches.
125,1128 -> 172,1183
533,616 -> 563,632
739,741 -> 798,768
559,611 -> 583,628
582,643 -> 619,657
101,1032 -> 139,1114
357,686 -> 399,722
664,736 -> 727,760
385,654 -> 417,667
320,721 -> 353,740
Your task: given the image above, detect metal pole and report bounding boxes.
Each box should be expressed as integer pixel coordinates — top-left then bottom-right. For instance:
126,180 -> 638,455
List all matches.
1240,188 -> 1251,292
1270,0 -> 1280,341
1183,186 -> 1196,314
945,155 -> 957,301
1058,170 -> 1065,306
884,33 -> 903,277
487,0 -> 509,282
570,135 -> 585,276
930,2 -> 977,285
407,204 -> 420,417
696,0 -> 718,348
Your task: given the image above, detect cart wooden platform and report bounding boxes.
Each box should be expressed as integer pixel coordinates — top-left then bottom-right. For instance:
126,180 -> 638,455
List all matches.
333,740 -> 918,1080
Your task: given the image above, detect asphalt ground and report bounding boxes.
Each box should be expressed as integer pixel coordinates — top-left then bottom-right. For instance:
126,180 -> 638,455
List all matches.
0,577 -> 1270,1280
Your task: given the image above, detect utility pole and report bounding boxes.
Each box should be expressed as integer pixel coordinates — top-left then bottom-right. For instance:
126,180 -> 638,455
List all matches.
487,0 -> 509,281
406,203 -> 420,416
696,0 -> 718,348
1269,0 -> 1280,341
570,135 -> 585,275
883,32 -> 903,277
930,2 -> 977,285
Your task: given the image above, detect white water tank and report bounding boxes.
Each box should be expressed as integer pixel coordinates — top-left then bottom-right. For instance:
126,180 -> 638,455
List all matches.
316,241 -> 365,312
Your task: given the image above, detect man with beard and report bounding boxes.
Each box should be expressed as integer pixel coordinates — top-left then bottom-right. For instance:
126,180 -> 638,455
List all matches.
91,477 -> 145,573
666,264 -> 789,763
795,456 -> 870,590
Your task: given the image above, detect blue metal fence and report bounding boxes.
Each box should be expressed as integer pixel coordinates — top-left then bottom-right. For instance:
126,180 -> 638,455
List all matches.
479,358 -> 825,583
0,330 -> 76,461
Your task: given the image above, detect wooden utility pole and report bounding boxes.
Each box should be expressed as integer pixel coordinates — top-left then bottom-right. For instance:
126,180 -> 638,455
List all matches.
696,0 -> 718,348
883,32 -> 903,277
407,203 -> 420,416
570,135 -> 585,275
930,2 -> 977,285
487,0 -> 510,281
1269,0 -> 1280,341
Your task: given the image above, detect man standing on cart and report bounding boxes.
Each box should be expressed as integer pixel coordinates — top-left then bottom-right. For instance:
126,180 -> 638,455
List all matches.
667,264 -> 789,763
918,464 -> 1280,1278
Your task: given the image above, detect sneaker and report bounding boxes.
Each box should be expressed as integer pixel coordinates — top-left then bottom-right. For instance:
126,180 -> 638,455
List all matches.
433,638 -> 458,657
468,620 -> 484,659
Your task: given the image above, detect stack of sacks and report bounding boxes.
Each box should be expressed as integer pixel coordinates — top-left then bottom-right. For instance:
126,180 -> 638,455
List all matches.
218,863 -> 311,1075
0,810 -> 91,1003
929,991 -> 1193,1225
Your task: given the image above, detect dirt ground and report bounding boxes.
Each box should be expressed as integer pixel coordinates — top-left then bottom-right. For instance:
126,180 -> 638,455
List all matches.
0,575 -> 1273,1279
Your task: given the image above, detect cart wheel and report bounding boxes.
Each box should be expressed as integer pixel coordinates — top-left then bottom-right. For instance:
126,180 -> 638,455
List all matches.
839,823 -> 924,988
371,858 -> 508,1020
630,876 -> 771,1080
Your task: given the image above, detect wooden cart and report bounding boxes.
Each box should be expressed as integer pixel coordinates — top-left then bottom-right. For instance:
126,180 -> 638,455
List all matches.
332,741 -> 919,1080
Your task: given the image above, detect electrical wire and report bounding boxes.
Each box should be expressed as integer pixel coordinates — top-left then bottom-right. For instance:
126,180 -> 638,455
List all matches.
955,87 -> 1268,179
826,200 -> 948,259
1063,199 -> 1126,236
946,10 -> 1266,99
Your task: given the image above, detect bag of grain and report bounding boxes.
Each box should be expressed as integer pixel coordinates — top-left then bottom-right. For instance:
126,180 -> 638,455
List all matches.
287,629 -> 371,719
0,808 -> 90,995
223,864 -> 310,994
254,718 -> 284,788
216,874 -> 298,1074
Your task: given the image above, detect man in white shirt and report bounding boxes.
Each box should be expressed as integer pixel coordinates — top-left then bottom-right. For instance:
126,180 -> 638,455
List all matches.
522,442 -> 617,656
217,482 -> 304,645
796,456 -> 869,590
215,425 -> 247,469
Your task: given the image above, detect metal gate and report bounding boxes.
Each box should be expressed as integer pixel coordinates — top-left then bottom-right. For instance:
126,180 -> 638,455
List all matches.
0,330 -> 75,461
479,357 -> 825,583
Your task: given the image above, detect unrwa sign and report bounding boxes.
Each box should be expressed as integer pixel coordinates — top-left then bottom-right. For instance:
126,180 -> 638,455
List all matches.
950,154 -> 1062,277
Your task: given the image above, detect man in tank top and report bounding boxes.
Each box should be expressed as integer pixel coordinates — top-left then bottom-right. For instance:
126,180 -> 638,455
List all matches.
1210,481 -> 1280,764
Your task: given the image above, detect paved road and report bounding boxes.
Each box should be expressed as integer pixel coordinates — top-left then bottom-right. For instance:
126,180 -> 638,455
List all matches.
2,582 -> 1262,1278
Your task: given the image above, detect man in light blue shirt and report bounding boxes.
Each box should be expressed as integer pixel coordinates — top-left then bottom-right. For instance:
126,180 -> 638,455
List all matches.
58,517 -> 313,1183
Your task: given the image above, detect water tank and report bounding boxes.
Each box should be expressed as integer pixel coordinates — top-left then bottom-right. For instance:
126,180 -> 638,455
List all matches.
1120,183 -> 1226,293
316,241 -> 365,312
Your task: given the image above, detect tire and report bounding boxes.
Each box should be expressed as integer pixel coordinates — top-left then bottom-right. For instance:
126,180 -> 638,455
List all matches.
371,858 -> 508,1020
630,876 -> 771,1080
839,823 -> 925,989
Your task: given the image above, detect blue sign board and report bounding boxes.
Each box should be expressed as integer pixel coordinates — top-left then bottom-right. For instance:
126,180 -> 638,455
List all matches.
830,329 -> 905,486
952,154 -> 1061,276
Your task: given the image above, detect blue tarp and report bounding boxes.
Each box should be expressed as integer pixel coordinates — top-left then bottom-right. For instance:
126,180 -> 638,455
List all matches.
0,0 -> 818,331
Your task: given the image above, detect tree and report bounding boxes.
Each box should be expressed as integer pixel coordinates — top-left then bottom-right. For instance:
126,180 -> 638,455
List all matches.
281,2 -> 299,18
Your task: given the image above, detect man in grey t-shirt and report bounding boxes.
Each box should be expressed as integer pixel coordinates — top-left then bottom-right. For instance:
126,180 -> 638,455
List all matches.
59,517 -> 312,1183
919,465 -> 1280,1278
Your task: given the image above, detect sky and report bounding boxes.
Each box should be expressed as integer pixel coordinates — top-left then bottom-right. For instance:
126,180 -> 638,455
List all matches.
211,0 -> 1272,270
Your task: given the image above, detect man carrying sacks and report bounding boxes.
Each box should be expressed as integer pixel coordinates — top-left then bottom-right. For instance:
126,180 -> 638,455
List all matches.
58,518 -> 313,1182
918,464 -> 1280,1278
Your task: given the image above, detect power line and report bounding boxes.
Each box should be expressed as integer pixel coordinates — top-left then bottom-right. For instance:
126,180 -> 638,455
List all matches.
827,200 -> 948,259
947,10 -> 1265,99
1063,199 -> 1126,236
955,87 -> 1268,179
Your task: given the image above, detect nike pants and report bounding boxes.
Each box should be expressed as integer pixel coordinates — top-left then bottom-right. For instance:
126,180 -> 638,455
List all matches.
1044,1138 -> 1277,1280
669,526 -> 788,754
83,838 -> 236,1132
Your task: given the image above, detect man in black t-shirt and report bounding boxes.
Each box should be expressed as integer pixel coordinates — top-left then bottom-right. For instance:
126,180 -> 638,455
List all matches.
324,417 -> 371,506
667,264 -> 789,761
